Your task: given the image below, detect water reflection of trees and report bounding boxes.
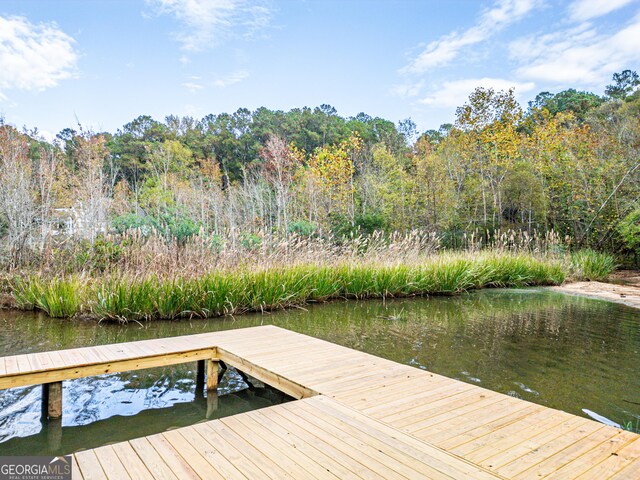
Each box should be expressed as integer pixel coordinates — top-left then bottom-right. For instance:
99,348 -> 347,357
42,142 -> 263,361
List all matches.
270,291 -> 640,424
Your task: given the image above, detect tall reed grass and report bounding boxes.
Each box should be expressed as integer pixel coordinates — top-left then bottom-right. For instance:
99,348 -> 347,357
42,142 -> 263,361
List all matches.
21,228 -> 562,278
7,230 -> 616,321
11,251 -> 574,321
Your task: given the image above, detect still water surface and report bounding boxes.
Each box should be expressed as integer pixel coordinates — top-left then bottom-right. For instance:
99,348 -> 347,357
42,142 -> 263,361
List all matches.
0,288 -> 638,455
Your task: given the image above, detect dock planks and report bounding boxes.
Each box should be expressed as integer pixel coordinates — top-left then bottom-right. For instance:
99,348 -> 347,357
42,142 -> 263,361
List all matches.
1,325 -> 638,479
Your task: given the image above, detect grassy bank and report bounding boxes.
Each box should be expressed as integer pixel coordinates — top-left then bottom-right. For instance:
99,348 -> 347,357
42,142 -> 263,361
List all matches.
8,249 -> 616,322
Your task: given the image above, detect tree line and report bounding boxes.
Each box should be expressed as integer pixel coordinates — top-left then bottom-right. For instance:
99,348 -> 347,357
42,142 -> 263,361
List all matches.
0,70 -> 638,267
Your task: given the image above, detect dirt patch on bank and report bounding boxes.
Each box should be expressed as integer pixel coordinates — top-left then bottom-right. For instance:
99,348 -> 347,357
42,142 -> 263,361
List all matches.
552,273 -> 640,310
609,270 -> 640,287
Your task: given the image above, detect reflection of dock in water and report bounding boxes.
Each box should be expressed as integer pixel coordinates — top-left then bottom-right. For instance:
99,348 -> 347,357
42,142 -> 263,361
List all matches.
1,386 -> 288,455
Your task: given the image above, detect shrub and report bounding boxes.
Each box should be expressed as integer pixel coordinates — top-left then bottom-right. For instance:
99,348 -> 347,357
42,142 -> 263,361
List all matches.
240,232 -> 261,250
570,250 -> 617,281
354,211 -> 387,236
287,220 -> 317,237
617,208 -> 640,257
112,209 -> 201,243
112,213 -> 153,236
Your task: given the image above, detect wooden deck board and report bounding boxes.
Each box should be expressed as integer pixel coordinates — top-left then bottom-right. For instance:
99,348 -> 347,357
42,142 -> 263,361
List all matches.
16,353 -> 32,373
71,454 -> 82,480
318,369 -> 429,397
175,427 -> 249,480
110,442 -> 155,480
190,421 -> 290,480
256,405 -> 388,480
93,445 -> 133,480
0,324 -> 637,479
438,404 -> 547,449
220,414 -> 326,479
206,419 -> 297,479
513,430 -> 634,479
493,421 -> 608,477
453,408 -> 573,459
160,429 -> 227,480
294,397 -> 479,480
375,388 -> 494,427
75,449 -> 108,480
281,401 -> 437,479
224,412 -> 342,480
608,449 -> 640,479
309,395 -> 504,480
143,433 -> 202,480
582,437 -> 640,479
247,408 -> 370,479
479,416 -> 593,470
128,437 -> 181,480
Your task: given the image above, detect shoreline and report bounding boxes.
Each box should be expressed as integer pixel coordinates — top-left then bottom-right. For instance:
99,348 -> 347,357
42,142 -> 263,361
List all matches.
552,277 -> 640,310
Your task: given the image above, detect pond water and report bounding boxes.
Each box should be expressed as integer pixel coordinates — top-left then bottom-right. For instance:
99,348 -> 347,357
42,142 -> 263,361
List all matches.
0,288 -> 639,455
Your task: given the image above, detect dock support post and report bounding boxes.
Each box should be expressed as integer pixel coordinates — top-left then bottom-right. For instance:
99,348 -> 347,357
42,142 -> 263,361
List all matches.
46,419 -> 62,451
41,383 -> 49,420
195,360 -> 205,397
206,390 -> 219,419
206,359 -> 219,391
42,382 -> 62,420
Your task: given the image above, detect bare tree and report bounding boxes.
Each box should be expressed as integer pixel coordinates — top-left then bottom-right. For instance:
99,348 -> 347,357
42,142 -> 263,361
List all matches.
35,145 -> 62,251
72,131 -> 111,241
260,136 -> 301,232
0,126 -> 36,266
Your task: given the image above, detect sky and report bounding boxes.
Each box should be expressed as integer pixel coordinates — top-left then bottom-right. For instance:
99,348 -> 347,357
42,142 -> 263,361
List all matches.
0,0 -> 639,140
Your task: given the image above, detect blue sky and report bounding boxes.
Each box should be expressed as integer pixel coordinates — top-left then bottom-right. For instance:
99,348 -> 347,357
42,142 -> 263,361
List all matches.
0,0 -> 639,139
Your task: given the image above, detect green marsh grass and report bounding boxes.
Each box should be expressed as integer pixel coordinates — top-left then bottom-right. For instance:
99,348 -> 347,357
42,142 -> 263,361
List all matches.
13,275 -> 86,318
10,251 -> 583,322
569,250 -> 617,281
8,242 -> 616,321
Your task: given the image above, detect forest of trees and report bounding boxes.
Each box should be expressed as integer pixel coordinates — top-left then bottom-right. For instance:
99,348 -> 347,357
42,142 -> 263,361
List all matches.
0,70 -> 639,268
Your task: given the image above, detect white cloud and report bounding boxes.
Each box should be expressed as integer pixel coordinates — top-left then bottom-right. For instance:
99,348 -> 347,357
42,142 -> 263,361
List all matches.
569,0 -> 636,21
147,0 -> 272,51
390,81 -> 424,98
510,14 -> 640,85
182,70 -> 248,91
419,78 -> 536,108
212,69 -> 248,87
182,82 -> 204,92
402,0 -> 541,73
181,103 -> 202,117
0,15 -> 78,98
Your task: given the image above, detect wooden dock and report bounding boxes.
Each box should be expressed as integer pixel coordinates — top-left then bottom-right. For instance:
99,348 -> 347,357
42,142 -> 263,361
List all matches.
1,325 -> 638,479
